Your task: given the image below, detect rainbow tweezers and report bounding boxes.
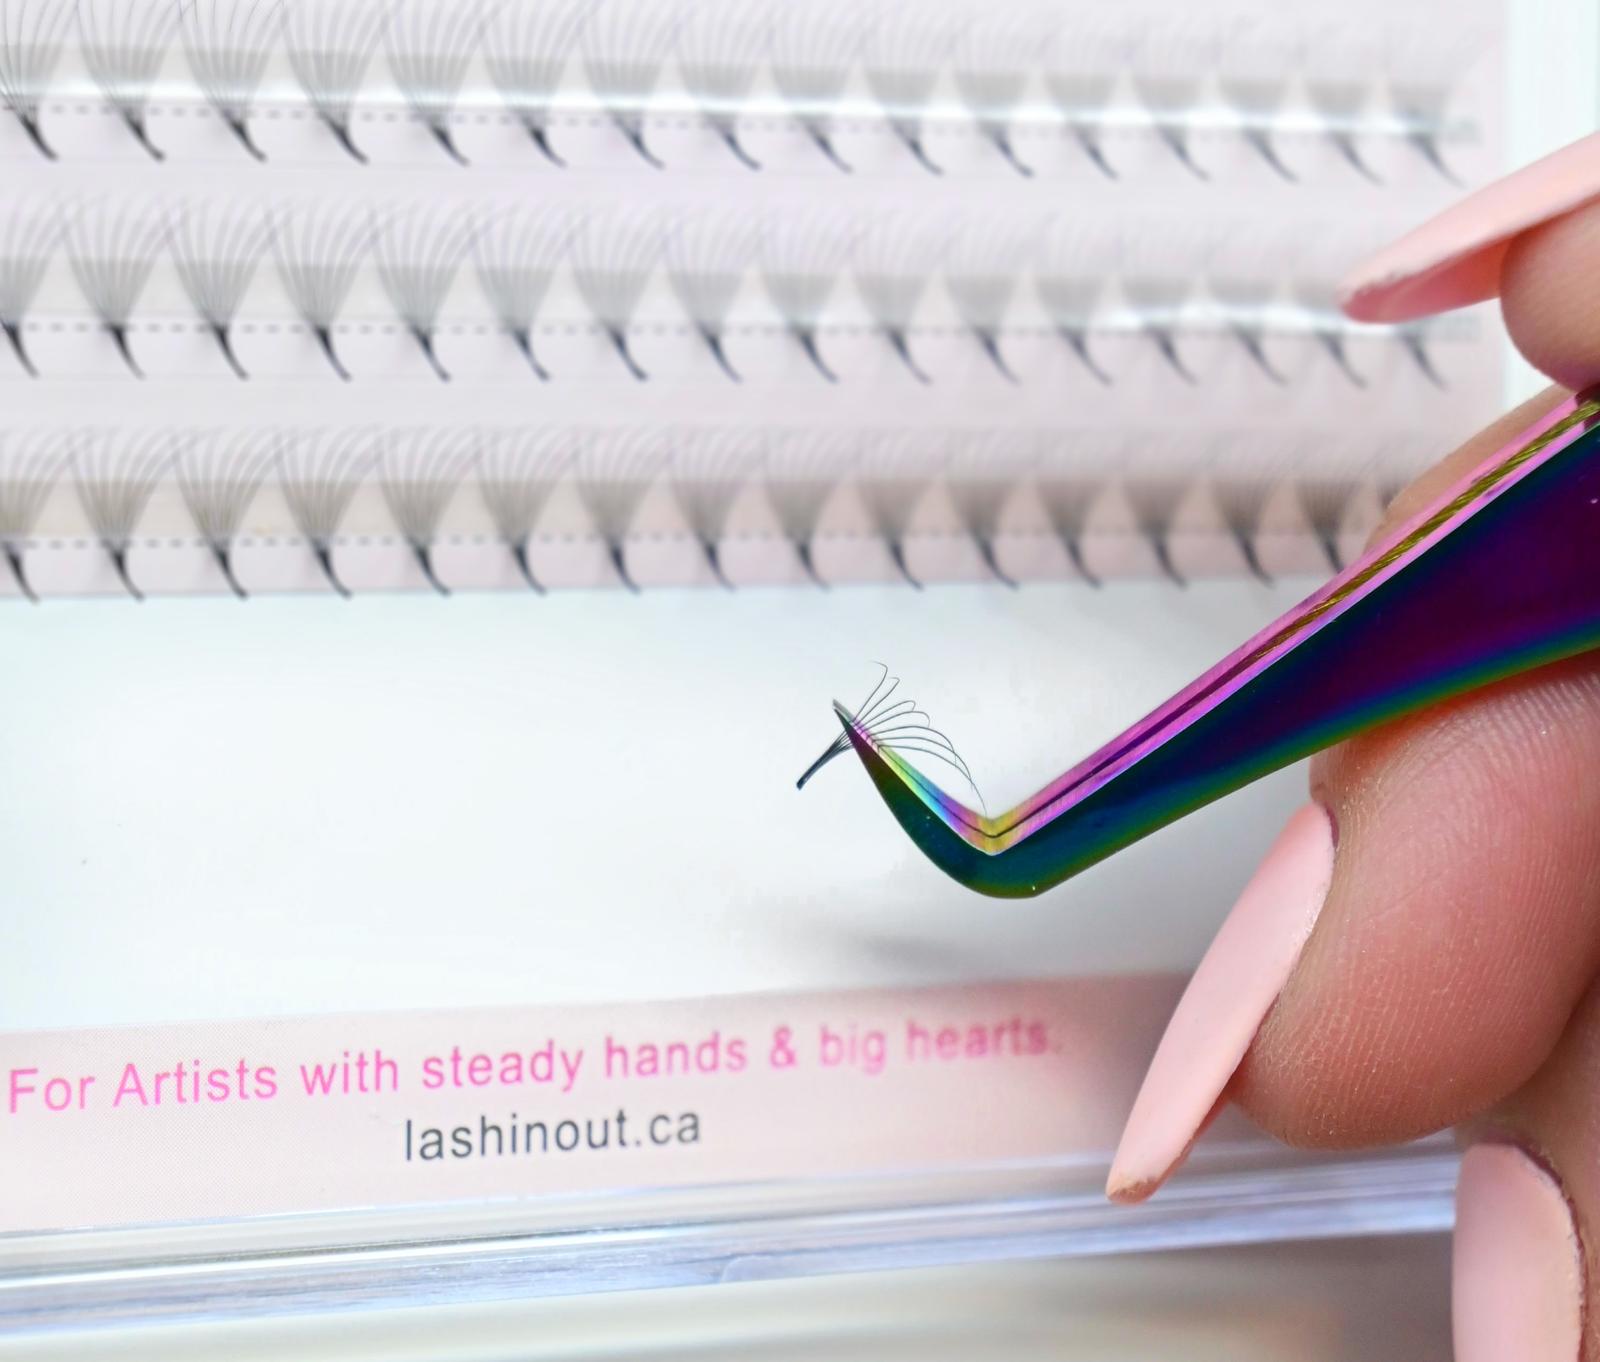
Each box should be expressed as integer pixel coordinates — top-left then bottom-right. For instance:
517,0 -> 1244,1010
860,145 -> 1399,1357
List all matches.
822,391 -> 1600,898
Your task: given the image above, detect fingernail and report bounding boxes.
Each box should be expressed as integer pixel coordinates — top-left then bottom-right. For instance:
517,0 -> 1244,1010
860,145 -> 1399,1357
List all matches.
1106,803 -> 1334,1203
1454,1144 -> 1583,1362
1340,131 -> 1600,323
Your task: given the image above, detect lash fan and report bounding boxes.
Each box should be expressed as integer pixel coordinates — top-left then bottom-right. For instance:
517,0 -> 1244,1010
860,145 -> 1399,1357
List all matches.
861,8 -> 949,175
813,397 -> 1600,899
582,0 -> 680,169
796,663 -> 980,804
72,428 -> 176,601
952,12 -> 1037,177
65,200 -> 164,379
946,432 -> 1028,588
677,0 -> 766,170
277,426 -> 374,597
1122,457 -> 1192,586
854,215 -> 941,385
0,198 -> 60,377
0,0 -> 71,158
1217,14 -> 1298,181
0,433 -> 64,600
273,203 -> 375,380
1033,442 -> 1104,587
761,210 -> 851,384
1034,217 -> 1116,385
1129,19 -> 1216,181
378,426 -> 475,595
1041,16 -> 1124,178
764,428 -> 850,589
671,427 -> 757,589
174,428 -> 274,598
1303,20 -> 1382,183
664,210 -> 758,383
482,0 -> 594,166
769,2 -> 857,172
477,427 -> 572,592
473,202 -> 575,379
180,0 -> 282,160
385,0 -> 485,165
856,431 -> 936,589
570,208 -> 657,382
167,199 -> 273,380
77,0 -> 179,161
373,203 -> 476,382
574,430 -> 664,593
282,0 -> 389,163
944,217 -> 1035,384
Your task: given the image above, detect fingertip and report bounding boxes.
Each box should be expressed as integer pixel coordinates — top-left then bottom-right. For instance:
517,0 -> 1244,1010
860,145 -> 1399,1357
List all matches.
1501,198 -> 1600,390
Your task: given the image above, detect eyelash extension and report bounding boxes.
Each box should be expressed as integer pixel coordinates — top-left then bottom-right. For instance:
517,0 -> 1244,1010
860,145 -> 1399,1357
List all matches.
1040,15 -> 1123,179
950,12 -> 1036,177
763,427 -> 850,588
1207,438 -> 1278,584
0,197 -> 60,376
73,427 -> 174,600
481,0 -> 594,166
856,431 -> 934,589
1396,319 -> 1445,389
277,425 -> 374,596
1386,21 -> 1471,184
676,0 -> 766,170
1033,216 -> 1114,385
1294,472 -> 1360,571
573,429 -> 664,592
477,425 -> 571,591
0,0 -> 71,159
1217,14 -> 1298,182
760,209 -> 851,383
179,0 -> 283,161
581,0 -> 680,170
853,214 -> 941,385
472,202 -> 574,379
945,431 -> 1025,588
273,202 -> 375,381
768,1 -> 856,172
670,426 -> 754,589
384,0 -> 485,166
796,663 -> 980,801
1302,19 -> 1380,183
1118,219 -> 1200,386
569,208 -> 657,383
663,209 -> 758,384
1129,18 -> 1215,181
76,0 -> 180,161
281,0 -> 389,164
1287,243 -> 1365,388
1207,222 -> 1289,385
372,203 -> 476,382
65,200 -> 164,379
1033,439 -> 1103,586
174,427 -> 274,598
0,431 -> 64,600
943,217 -> 1033,384
377,425 -> 476,595
860,7 -> 949,175
166,198 -> 273,380
1122,465 -> 1191,586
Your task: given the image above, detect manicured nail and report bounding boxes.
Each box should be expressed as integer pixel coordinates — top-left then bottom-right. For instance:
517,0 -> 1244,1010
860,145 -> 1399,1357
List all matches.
1340,131 -> 1600,323
1106,803 -> 1334,1203
1454,1144 -> 1582,1362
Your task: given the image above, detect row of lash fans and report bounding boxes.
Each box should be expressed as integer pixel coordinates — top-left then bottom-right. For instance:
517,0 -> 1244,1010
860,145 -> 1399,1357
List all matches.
0,197 -> 1447,387
0,424 -> 1424,601
1,0 -> 1479,178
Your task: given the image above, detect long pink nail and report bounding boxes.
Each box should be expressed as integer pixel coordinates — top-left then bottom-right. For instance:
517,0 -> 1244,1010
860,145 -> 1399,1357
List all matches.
1454,1144 -> 1583,1362
1106,803 -> 1334,1203
1340,132 -> 1600,323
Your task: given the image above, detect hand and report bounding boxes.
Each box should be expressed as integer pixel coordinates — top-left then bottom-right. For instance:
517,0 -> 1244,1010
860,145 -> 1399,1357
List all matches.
1107,134 -> 1600,1362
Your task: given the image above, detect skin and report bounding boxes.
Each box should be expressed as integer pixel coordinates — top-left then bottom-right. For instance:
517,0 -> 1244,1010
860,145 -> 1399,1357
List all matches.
1228,197 -> 1600,1351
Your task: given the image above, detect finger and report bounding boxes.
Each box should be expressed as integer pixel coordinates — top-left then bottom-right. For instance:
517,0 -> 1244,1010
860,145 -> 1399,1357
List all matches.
1450,977 -> 1600,1362
1107,183 -> 1600,1203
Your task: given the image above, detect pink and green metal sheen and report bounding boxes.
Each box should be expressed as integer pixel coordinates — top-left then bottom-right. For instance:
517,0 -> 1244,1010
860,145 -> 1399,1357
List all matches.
834,391 -> 1600,898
